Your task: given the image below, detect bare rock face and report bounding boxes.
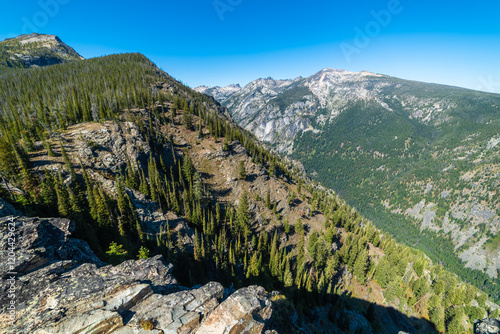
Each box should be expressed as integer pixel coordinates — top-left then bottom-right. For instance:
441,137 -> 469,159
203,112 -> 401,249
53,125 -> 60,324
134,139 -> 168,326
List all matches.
34,121 -> 195,252
196,285 -> 272,334
0,209 -> 103,276
0,200 -> 21,217
0,206 -> 272,333
475,318 -> 500,334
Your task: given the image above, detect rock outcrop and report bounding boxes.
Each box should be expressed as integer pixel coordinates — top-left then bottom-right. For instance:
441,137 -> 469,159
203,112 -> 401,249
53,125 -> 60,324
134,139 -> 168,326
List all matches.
33,120 -> 195,251
196,285 -> 272,334
475,318 -> 500,334
0,200 -> 272,333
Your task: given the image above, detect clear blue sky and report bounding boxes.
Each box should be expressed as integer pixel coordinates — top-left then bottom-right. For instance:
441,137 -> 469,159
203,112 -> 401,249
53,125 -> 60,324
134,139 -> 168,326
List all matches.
1,0 -> 499,92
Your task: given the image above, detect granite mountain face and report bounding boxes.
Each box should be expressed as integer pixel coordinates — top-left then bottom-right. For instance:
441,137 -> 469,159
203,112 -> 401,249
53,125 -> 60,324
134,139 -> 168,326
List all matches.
196,69 -> 500,281
195,84 -> 242,102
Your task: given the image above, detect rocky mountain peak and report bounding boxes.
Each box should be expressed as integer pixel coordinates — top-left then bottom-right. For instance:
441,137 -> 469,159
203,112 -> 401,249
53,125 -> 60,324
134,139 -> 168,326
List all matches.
0,33 -> 83,68
11,32 -> 60,44
308,67 -> 384,86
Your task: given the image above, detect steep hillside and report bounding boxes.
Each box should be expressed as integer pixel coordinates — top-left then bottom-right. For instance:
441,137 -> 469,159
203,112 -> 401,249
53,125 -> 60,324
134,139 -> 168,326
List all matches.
201,69 -> 500,290
0,33 -> 83,69
1,53 -> 499,333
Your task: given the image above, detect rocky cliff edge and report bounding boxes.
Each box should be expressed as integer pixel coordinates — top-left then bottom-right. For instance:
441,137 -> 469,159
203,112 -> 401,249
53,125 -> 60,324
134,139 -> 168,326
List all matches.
0,200 -> 272,334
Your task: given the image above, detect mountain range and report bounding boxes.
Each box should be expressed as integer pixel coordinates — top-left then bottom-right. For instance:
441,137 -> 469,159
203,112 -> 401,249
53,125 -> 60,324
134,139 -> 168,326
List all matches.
1,33 -> 499,333
195,69 -> 500,281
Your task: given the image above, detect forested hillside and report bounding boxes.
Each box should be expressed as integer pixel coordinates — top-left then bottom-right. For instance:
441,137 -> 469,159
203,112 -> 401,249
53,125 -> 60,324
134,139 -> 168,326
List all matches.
200,69 -> 500,304
0,53 -> 498,333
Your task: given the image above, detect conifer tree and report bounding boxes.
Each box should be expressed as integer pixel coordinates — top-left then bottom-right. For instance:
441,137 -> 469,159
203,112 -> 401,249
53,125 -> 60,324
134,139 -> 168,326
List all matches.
194,229 -> 202,261
41,170 -> 57,208
139,168 -> 150,197
283,256 -> 294,288
307,231 -> 319,259
354,249 -> 370,285
137,246 -> 150,259
238,160 -> 246,180
236,192 -> 250,231
193,172 -> 203,202
183,155 -> 195,184
55,172 -> 71,217
269,231 -> 279,277
246,252 -> 260,279
268,161 -> 276,177
283,217 -> 290,234
295,218 -> 304,235
265,189 -> 271,209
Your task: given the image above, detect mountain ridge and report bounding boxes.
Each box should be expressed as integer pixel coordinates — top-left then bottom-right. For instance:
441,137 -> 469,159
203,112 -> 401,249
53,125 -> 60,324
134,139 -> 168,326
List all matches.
1,35 -> 499,333
197,67 -> 500,286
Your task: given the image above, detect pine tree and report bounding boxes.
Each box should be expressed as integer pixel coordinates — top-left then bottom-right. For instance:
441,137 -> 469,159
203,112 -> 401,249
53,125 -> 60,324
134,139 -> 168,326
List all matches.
269,231 -> 279,277
94,186 -> 112,228
194,229 -> 202,261
283,256 -> 294,288
246,252 -> 260,279
238,160 -> 246,179
295,218 -> 304,235
137,246 -> 150,259
354,249 -> 370,285
325,253 -> 340,281
307,231 -> 319,259
193,172 -> 203,202
106,241 -> 128,264
45,141 -> 56,157
374,257 -> 392,288
139,168 -> 150,197
60,140 -> 77,181
183,155 -> 195,184
265,189 -> 271,209
268,161 -> 276,177
182,109 -> 193,130
283,217 -> 290,234
55,172 -> 71,217
41,170 -> 57,208
236,192 -> 250,230
297,232 -> 305,271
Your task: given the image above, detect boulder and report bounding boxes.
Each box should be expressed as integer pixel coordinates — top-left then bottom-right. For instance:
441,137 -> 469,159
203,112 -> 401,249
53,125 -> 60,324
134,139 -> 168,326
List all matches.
196,285 -> 272,334
475,318 -> 500,334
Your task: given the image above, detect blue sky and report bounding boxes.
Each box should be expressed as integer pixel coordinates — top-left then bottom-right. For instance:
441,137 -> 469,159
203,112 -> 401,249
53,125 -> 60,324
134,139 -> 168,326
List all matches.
1,0 -> 499,92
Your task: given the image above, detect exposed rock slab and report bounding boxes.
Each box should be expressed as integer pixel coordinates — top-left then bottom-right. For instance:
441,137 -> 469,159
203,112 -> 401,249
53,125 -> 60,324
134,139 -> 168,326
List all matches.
196,285 -> 272,334
0,207 -> 272,333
